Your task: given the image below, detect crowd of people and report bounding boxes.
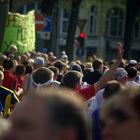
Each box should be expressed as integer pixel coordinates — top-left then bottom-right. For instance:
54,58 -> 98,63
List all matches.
0,43 -> 140,140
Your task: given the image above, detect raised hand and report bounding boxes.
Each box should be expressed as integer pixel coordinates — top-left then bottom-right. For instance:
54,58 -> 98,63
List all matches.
116,42 -> 124,61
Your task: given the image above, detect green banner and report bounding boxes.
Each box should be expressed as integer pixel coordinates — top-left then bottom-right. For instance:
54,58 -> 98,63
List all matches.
1,10 -> 35,54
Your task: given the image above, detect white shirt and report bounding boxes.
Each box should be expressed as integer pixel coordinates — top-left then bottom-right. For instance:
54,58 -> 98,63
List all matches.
89,89 -> 105,113
126,80 -> 139,88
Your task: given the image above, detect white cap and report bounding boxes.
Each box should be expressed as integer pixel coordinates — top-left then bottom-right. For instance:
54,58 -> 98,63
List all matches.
129,60 -> 137,65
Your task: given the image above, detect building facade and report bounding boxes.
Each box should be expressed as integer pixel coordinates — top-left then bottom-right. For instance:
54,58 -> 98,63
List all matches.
16,0 -> 140,60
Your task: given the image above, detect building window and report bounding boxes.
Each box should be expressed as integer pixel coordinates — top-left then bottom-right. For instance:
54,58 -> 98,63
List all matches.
88,6 -> 97,36
106,7 -> 125,37
17,3 -> 37,14
16,6 -> 27,14
61,9 -> 70,34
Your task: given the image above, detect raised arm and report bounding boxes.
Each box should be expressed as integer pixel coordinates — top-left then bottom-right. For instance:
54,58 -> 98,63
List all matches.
94,43 -> 124,93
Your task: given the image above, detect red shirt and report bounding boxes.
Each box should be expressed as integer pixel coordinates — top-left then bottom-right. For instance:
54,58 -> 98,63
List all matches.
2,71 -> 17,90
15,75 -> 24,92
78,84 -> 95,100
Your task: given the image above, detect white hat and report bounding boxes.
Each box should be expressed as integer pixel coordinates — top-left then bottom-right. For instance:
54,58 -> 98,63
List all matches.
129,60 -> 137,65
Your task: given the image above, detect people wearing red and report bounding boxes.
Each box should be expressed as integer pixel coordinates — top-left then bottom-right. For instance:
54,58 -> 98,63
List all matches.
79,84 -> 95,100
2,59 -> 17,91
3,71 -> 17,90
62,43 -> 123,101
15,64 -> 25,92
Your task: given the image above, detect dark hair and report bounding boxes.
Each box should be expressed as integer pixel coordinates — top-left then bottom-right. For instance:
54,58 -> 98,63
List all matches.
32,67 -> 53,84
3,58 -> 14,70
92,59 -> 103,70
25,64 -> 33,74
63,71 -> 82,89
103,80 -> 122,99
83,69 -> 91,76
22,60 -> 30,66
48,66 -> 59,77
15,65 -> 25,75
126,67 -> 137,79
54,60 -> 65,71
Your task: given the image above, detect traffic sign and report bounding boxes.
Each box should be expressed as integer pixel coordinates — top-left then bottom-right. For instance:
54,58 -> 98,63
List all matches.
43,16 -> 51,32
35,12 -> 51,32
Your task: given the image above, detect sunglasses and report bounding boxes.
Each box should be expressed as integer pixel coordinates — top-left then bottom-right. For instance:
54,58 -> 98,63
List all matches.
100,108 -> 138,128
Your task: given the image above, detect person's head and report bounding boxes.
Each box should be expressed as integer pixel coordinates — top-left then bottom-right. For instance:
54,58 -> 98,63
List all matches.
85,62 -> 93,71
70,64 -> 82,73
92,59 -> 103,72
0,55 -> 7,66
48,52 -> 57,63
14,55 -> 21,64
0,70 -> 4,85
54,60 -> 65,74
128,60 -> 137,67
103,80 -> 122,100
101,87 -> 140,140
31,67 -> 54,89
126,67 -> 137,80
114,68 -> 128,85
61,54 -> 69,64
21,55 -> 28,64
33,57 -> 45,69
3,58 -> 15,72
15,65 -> 25,76
48,66 -> 59,81
63,71 -> 82,90
5,88 -> 91,140
9,44 -> 17,54
25,64 -> 33,74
